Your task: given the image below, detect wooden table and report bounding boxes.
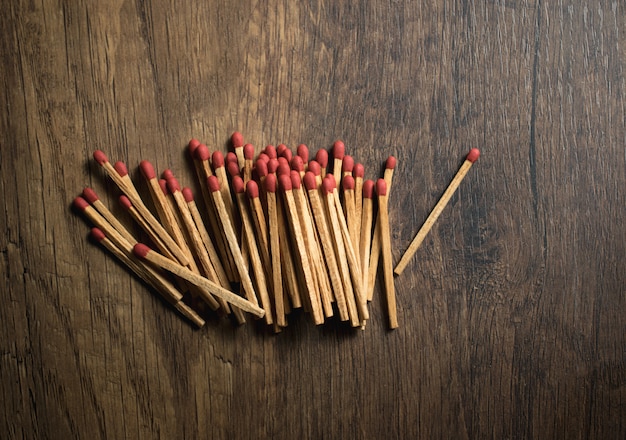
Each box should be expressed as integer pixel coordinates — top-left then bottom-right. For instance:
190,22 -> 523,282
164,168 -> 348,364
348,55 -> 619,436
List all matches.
2,1 -> 625,438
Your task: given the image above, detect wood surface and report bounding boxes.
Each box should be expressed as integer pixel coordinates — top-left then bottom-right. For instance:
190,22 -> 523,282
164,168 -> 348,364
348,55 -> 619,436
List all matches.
1,0 -> 625,438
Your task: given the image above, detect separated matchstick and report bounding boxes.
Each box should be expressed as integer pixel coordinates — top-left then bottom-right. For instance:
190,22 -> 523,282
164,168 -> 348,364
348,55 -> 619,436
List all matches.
394,148 -> 480,275
376,179 -> 397,329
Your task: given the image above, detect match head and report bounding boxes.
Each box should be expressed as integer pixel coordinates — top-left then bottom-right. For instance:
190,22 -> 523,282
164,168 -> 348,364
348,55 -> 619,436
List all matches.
227,160 -> 241,178
315,149 -> 328,168
188,138 -> 201,155
231,131 -> 244,149
82,187 -> 99,203
308,160 -> 321,176
119,195 -> 132,210
363,179 -> 375,199
194,144 -> 211,161
212,151 -> 225,169
353,163 -> 365,178
321,176 -> 336,195
276,144 -> 288,158
264,145 -> 277,159
267,158 -> 278,174
277,161 -> 291,177
376,178 -> 387,196
246,180 -> 259,199
139,160 -> 156,180
385,155 -> 397,170
114,161 -> 129,177
162,169 -> 174,180
226,152 -> 238,166
256,159 -> 269,177
296,144 -> 309,162
341,155 -> 354,173
303,171 -> 317,191
182,187 -> 194,203
232,176 -> 245,194
158,179 -> 169,195
133,243 -> 152,259
166,176 -> 181,193
333,141 -> 345,160
290,156 -> 304,173
264,173 -> 277,193
73,196 -> 90,211
257,152 -> 270,164
342,175 -> 355,190
207,175 -> 221,193
466,148 -> 480,163
278,174 -> 292,192
93,150 -> 109,165
290,170 -> 302,189
244,143 -> 255,160
90,227 -> 106,242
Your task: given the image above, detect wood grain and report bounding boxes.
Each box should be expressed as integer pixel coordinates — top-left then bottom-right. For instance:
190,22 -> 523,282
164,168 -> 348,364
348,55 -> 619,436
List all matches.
2,0 -> 625,438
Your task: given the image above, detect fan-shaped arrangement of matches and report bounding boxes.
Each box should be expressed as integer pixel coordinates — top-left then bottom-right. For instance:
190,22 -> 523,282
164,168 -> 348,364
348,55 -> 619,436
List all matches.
74,133 -> 399,331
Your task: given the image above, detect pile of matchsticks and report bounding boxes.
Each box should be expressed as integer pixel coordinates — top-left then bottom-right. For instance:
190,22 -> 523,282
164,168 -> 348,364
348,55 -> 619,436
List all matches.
74,133 -> 399,331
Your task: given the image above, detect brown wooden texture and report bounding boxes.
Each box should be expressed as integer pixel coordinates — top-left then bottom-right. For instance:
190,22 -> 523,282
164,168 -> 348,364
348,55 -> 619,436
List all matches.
1,1 -> 625,438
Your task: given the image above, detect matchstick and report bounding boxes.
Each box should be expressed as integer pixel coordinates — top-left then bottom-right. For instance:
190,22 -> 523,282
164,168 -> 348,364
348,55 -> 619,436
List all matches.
332,141 -> 345,188
212,151 -> 238,232
342,175 -> 359,255
263,175 -> 286,327
82,187 -> 136,244
353,163 -> 364,246
232,131 -> 245,170
133,243 -> 264,318
359,180 -> 375,299
394,148 -> 480,275
376,179 -> 397,329
243,143 -> 255,183
90,227 -> 205,328
296,144 -> 309,171
315,149 -> 328,178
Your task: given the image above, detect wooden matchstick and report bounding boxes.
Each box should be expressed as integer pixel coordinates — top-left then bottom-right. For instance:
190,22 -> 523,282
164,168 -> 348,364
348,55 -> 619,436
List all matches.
90,227 -> 205,328
243,143 -> 255,183
332,141 -> 345,188
263,175 -> 286,327
232,131 -> 245,171
376,179 -> 397,329
82,187 -> 136,244
359,179 -> 375,300
212,151 -> 239,232
353,163 -> 365,247
133,243 -> 264,318
342,175 -> 359,255
394,148 -> 480,275
315,149 -> 328,178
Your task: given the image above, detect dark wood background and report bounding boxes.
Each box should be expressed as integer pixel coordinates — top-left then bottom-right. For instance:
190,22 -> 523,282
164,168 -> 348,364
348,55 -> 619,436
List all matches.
2,0 -> 625,438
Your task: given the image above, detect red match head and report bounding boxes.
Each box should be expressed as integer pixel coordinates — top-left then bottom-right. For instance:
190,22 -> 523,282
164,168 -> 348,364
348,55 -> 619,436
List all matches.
158,179 -> 169,195
376,178 -> 387,196
257,152 -> 270,164
226,151 -> 238,166
267,158 -> 278,174
182,187 -> 195,203
466,148 -> 480,163
90,227 -> 106,242
194,144 -> 210,161
119,195 -> 132,210
244,143 -> 255,160
278,174 -> 292,192
232,175 -> 245,194
308,160 -> 321,176
188,138 -> 201,155
212,151 -> 225,169
166,176 -> 181,193
139,160 -> 156,180
290,156 -> 304,173
333,141 -> 345,160
296,144 -> 309,163
162,169 -> 174,180
82,187 -> 99,203
277,161 -> 291,177
341,155 -> 354,173
385,156 -> 397,170
227,160 -> 241,178
363,179 -> 375,199
231,131 -> 244,149
342,175 -> 355,191
246,180 -> 259,199
133,243 -> 151,259
73,196 -> 90,211
93,150 -> 108,165
290,170 -> 302,189
303,171 -> 317,191
276,144 -> 287,157
264,145 -> 277,159
256,159 -> 269,177
315,149 -> 328,168
264,173 -> 277,193
353,163 -> 365,178
207,175 -> 221,192
114,161 -> 129,177
321,176 -> 336,195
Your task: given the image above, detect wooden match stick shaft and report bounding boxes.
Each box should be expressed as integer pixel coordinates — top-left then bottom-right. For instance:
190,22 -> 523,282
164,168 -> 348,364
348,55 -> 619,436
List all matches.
134,244 -> 264,317
377,179 -> 397,329
394,149 -> 480,275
